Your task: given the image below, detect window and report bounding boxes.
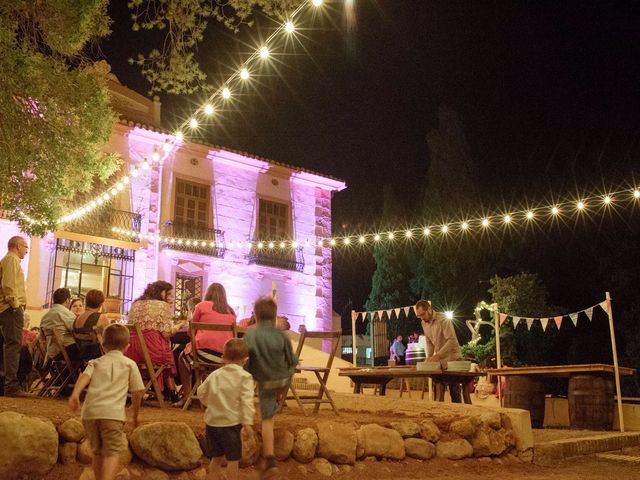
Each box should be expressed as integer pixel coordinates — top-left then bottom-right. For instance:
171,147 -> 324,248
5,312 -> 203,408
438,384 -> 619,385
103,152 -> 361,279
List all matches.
175,179 -> 210,228
258,199 -> 291,239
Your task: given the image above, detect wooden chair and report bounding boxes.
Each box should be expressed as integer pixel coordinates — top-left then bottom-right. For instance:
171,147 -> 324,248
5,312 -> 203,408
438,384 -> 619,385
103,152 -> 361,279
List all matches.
125,323 -> 171,408
182,321 -> 237,411
288,327 -> 341,415
27,331 -> 51,394
39,329 -> 81,398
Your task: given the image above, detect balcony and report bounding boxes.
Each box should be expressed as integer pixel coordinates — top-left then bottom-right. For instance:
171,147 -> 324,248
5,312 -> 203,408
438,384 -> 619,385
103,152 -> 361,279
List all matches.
59,208 -> 142,242
247,245 -> 305,272
160,220 -> 226,258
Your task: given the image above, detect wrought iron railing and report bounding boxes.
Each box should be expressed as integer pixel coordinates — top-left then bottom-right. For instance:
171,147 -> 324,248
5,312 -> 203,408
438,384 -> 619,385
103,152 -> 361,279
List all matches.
160,220 -> 226,258
59,208 -> 142,242
247,245 -> 305,272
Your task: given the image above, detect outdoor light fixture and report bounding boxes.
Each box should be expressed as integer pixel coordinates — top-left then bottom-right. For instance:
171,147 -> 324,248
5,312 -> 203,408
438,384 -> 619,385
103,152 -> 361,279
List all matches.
189,118 -> 198,129
330,239 -> 336,246
526,210 -> 534,219
461,222 -> 469,230
445,311 -> 454,320
343,237 -> 351,245
441,225 -> 449,233
358,236 -> 365,243
388,232 -> 394,240
222,87 -> 231,99
240,68 -> 250,80
577,201 -> 585,210
285,21 -> 295,33
374,234 -> 381,241
405,230 -> 412,237
482,218 -> 490,227
175,131 -> 184,141
259,47 -> 269,58
503,214 -> 512,223
423,228 -> 430,236
634,189 -> 640,198
551,206 -> 559,215
204,104 -> 215,115
604,195 -> 612,205
312,0 -> 323,6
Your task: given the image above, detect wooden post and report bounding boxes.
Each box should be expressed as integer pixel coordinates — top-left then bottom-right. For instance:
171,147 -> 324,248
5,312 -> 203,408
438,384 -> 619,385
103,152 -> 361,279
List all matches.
606,292 -> 625,432
370,313 -> 376,367
351,310 -> 357,367
493,304 -> 503,407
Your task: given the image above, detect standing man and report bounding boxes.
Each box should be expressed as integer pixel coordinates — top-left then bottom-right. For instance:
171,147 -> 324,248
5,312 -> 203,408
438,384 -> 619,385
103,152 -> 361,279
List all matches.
0,236 -> 29,396
390,335 -> 406,365
415,299 -> 463,402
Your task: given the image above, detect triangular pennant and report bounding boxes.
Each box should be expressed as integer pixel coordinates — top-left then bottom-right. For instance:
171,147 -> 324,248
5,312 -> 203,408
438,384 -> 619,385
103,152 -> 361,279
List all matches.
526,318 -> 534,330
394,308 -> 401,318
554,316 -> 563,329
540,318 -> 549,331
600,300 -> 610,314
569,313 -> 579,326
499,313 -> 508,326
585,307 -> 594,321
512,317 -> 519,328
403,306 -> 411,316
351,311 -> 358,323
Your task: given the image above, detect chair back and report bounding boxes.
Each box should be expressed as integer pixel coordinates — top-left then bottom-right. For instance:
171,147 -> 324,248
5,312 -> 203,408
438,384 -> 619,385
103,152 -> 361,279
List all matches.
51,328 -> 76,368
188,321 -> 237,368
295,326 -> 343,371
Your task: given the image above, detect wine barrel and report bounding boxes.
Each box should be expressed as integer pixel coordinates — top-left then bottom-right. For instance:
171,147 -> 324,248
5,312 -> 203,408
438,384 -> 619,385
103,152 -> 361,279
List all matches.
405,343 -> 426,365
504,376 -> 546,428
568,374 -> 614,430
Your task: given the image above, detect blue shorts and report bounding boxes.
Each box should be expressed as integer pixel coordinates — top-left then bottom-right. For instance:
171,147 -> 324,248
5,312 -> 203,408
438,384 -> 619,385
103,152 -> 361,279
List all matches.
205,424 -> 242,461
258,382 -> 290,420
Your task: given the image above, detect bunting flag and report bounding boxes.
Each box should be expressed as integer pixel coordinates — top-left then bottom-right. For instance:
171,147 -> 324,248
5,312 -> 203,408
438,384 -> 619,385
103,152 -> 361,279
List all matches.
512,317 -> 519,328
386,309 -> 393,319
526,318 -> 534,330
569,313 -> 579,326
600,300 -> 610,314
351,311 -> 358,323
540,318 -> 549,331
585,307 -> 594,321
499,313 -> 508,326
554,316 -> 563,330
404,306 -> 412,316
394,308 -> 401,318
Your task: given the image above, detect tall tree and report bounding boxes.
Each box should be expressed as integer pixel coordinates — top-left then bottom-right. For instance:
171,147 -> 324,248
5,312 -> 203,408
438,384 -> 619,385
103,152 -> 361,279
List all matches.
0,1 -> 119,234
410,106 -> 489,312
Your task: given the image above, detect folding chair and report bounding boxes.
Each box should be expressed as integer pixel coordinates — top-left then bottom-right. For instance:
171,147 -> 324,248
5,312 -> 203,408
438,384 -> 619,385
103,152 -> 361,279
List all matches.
288,327 -> 341,415
27,331 -> 50,394
39,329 -> 81,398
126,323 -> 171,409
182,322 -> 237,410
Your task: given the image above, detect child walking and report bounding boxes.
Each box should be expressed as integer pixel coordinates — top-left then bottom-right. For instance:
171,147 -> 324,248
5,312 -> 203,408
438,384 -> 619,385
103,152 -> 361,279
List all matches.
244,296 -> 298,479
197,338 -> 255,480
69,323 -> 145,480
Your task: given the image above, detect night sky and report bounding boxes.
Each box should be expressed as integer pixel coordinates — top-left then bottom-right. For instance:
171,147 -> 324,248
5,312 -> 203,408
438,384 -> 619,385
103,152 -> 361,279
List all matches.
103,1 -> 640,316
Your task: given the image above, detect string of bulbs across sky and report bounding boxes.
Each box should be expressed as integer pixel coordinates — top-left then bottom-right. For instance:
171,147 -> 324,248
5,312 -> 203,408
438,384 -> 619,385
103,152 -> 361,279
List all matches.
20,0 -> 328,227
111,186 -> 640,249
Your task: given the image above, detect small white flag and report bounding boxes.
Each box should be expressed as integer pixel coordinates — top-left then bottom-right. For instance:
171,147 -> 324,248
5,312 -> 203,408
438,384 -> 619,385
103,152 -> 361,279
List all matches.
585,307 -> 594,321
386,309 -> 393,319
526,318 -> 534,330
540,318 -> 549,331
404,306 -> 412,316
394,308 -> 401,318
599,301 -> 610,314
512,317 -> 519,328
569,313 -> 579,326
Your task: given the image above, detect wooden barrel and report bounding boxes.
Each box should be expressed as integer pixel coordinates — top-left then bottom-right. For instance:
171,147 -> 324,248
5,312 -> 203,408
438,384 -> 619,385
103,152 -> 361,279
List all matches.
504,376 -> 546,428
568,374 -> 614,430
405,343 -> 426,365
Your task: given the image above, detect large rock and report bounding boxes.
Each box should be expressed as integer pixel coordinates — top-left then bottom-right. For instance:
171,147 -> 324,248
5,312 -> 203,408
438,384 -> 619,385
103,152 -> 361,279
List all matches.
0,411 -> 59,480
356,424 -> 405,460
419,419 -> 441,443
449,418 -> 477,439
292,428 -> 318,463
129,422 -> 202,471
143,468 -> 170,480
472,425 -> 507,457
404,438 -> 436,460
311,458 -> 334,477
240,426 -> 260,467
59,441 -> 78,465
481,412 -> 502,430
435,439 -> 473,460
59,418 -> 85,442
273,429 -> 294,461
317,421 -> 357,465
77,432 -> 132,465
389,420 -> 420,438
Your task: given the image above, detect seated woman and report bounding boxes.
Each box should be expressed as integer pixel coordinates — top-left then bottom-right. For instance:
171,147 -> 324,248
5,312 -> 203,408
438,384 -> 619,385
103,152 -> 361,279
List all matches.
73,289 -> 110,359
127,280 -> 184,403
69,298 -> 85,318
176,282 -> 236,407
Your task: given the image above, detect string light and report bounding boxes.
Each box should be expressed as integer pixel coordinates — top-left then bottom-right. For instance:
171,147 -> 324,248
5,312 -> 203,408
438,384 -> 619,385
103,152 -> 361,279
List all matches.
259,46 -> 270,59
482,218 -> 490,227
204,104 -> 215,115
503,214 -> 512,224
461,221 -> 469,230
312,0 -> 323,6
240,68 -> 250,80
634,189 -> 640,199
358,235 -> 366,243
551,206 -> 560,215
604,195 -> 612,205
526,210 -> 535,219
285,21 -> 295,33
577,201 -> 585,210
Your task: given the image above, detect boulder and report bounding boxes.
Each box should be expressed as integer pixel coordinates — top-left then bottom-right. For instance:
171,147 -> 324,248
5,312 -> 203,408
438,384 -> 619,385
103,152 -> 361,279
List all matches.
317,421 -> 357,465
129,422 -> 202,471
389,420 -> 420,439
59,418 -> 85,442
404,438 -> 436,460
449,418 -> 477,439
431,413 -> 457,432
143,468 -> 170,480
471,425 -> 507,457
240,426 -> 260,467
191,468 -> 207,480
296,464 -> 308,475
0,411 -> 59,480
273,429 -> 294,461
481,412 -> 502,430
59,441 -> 78,464
311,458 -> 334,477
292,428 -> 318,463
435,439 -> 473,460
419,419 -> 441,443
356,424 -> 405,460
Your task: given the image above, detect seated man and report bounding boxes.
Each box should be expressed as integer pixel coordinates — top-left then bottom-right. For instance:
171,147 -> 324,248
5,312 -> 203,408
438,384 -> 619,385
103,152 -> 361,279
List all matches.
40,288 -> 80,361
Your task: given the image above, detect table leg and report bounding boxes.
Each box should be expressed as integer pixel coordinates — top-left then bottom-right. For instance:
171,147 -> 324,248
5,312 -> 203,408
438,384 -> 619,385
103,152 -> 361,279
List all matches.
462,384 -> 472,404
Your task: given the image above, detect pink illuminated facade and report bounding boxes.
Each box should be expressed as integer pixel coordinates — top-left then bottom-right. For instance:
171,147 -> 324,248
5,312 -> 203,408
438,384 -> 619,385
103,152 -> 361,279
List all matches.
1,76 -> 345,332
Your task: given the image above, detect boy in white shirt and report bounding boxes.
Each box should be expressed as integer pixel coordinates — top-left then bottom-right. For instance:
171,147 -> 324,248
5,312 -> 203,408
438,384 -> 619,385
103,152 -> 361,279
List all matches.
69,323 -> 145,480
197,338 -> 255,480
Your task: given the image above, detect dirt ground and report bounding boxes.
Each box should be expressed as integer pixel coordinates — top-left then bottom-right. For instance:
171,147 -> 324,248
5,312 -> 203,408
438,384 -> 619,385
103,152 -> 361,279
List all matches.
1,396 -> 638,480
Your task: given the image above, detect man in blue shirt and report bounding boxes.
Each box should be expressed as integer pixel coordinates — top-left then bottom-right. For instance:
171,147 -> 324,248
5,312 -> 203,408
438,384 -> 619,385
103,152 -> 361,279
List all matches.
390,335 -> 406,365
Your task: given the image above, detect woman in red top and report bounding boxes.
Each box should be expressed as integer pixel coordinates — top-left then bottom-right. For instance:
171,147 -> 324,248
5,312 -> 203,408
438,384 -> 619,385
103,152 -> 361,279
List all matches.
176,282 -> 236,406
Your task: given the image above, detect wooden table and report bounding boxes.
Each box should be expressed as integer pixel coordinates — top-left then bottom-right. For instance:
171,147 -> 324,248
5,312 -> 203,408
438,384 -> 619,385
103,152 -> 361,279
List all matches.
486,364 -> 636,430
339,366 -> 482,404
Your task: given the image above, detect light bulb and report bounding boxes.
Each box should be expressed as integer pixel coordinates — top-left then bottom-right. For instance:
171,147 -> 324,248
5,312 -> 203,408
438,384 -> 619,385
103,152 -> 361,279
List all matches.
141,160 -> 150,170
268,242 -> 275,249
482,218 -> 490,227
279,241 -> 285,248
551,206 -> 559,215
318,240 -> 323,247
388,232 -> 394,240
358,236 -> 365,243
343,238 -> 351,245
258,242 -> 264,249
577,201 -> 585,210
461,222 -> 469,230
374,234 -> 381,241
175,131 -> 184,142
503,214 -> 512,223
423,228 -> 430,236
259,47 -> 269,58
222,87 -> 231,99
441,225 -> 449,233
123,176 -> 130,184
189,118 -> 198,129
405,230 -> 412,237
240,68 -> 249,80
292,241 -> 298,248
329,239 -> 336,246
285,21 -> 295,33
634,189 -> 640,199
312,0 -> 323,6
116,183 -> 124,191
204,104 -> 214,115
445,311 -> 454,320
526,211 -> 534,219
603,195 -> 612,205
